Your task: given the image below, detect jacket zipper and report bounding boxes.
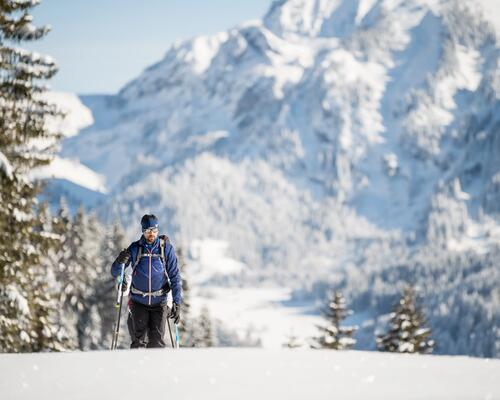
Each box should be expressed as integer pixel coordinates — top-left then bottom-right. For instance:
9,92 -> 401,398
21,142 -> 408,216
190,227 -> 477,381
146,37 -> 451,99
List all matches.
148,252 -> 152,305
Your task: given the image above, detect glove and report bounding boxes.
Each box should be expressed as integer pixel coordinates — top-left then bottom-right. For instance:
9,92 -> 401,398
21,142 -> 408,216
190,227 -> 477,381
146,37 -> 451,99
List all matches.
169,303 -> 180,324
116,276 -> 128,292
116,248 -> 130,264
162,280 -> 171,293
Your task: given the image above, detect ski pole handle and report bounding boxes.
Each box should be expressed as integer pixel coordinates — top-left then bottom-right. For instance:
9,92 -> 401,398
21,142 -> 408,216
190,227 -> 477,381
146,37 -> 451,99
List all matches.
175,324 -> 180,349
115,263 -> 125,307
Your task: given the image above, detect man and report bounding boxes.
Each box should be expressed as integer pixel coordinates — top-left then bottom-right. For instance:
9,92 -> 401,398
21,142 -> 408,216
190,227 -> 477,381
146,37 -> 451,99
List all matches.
111,214 -> 181,348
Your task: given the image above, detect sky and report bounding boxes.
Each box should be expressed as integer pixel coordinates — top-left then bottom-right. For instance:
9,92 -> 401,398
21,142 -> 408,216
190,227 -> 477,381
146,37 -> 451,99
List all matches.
30,0 -> 273,95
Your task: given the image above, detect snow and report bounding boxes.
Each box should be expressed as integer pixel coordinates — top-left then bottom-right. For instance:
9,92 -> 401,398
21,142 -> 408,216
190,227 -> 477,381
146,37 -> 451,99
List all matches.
43,92 -> 94,138
30,156 -> 108,194
0,151 -> 13,179
189,239 -> 245,281
191,286 -> 322,348
478,0 -> 500,36
189,33 -> 228,74
187,239 -> 322,347
5,285 -> 30,317
0,349 -> 498,400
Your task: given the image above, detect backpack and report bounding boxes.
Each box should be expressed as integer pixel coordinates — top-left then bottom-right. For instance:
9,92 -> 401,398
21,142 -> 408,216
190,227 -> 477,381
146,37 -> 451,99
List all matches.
131,234 -> 171,284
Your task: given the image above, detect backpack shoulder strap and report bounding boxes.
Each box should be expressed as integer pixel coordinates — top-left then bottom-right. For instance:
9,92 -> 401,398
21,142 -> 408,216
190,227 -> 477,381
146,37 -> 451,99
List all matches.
159,234 -> 170,269
132,241 -> 143,271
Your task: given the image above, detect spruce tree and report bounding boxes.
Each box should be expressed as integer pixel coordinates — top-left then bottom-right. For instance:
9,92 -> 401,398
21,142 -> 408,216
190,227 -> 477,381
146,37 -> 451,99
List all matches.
313,291 -> 357,350
66,208 -> 101,350
96,222 -> 127,349
46,199 -> 75,349
376,286 -> 434,354
0,0 -> 64,352
29,202 -> 70,351
192,306 -> 215,347
176,247 -> 195,347
50,206 -> 103,349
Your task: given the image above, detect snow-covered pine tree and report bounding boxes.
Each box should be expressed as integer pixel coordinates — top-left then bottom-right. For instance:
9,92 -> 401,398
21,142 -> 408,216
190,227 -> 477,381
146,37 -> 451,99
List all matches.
95,222 -> 127,349
46,199 -> 76,349
52,206 -> 102,350
29,202 -> 70,351
313,291 -> 357,350
0,0 -> 65,352
376,286 -> 434,354
176,246 -> 196,347
192,305 -> 215,347
77,211 -> 103,350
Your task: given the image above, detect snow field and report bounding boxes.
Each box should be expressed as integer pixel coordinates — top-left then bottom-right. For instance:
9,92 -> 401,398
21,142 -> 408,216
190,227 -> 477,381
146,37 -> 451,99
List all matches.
191,286 -> 323,348
0,348 -> 498,400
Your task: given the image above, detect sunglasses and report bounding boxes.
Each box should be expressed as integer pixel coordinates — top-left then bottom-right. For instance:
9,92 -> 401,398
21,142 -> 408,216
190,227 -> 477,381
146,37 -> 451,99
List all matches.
142,227 -> 159,234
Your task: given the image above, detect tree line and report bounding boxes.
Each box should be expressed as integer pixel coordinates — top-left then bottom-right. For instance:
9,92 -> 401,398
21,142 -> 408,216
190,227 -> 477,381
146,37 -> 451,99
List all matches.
286,286 -> 435,354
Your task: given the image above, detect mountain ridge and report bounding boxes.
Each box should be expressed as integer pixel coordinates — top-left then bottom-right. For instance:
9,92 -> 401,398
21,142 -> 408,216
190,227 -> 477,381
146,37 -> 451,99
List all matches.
55,0 -> 500,264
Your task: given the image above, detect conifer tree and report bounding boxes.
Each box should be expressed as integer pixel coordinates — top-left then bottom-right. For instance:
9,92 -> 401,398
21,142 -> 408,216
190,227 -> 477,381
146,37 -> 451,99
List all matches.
29,202 -> 70,351
176,247 -> 196,347
376,286 -> 434,354
76,211 -> 103,350
66,208 -> 102,350
313,291 -> 357,350
192,306 -> 215,347
0,0 -> 64,352
96,222 -> 127,349
46,199 -> 75,349
50,206 -> 103,349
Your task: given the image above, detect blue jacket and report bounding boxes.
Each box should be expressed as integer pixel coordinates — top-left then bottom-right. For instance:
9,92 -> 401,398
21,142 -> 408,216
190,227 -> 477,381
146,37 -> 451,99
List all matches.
111,236 -> 182,306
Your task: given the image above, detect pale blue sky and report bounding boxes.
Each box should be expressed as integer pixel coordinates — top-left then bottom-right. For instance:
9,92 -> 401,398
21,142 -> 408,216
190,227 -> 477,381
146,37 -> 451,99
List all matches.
30,0 -> 273,94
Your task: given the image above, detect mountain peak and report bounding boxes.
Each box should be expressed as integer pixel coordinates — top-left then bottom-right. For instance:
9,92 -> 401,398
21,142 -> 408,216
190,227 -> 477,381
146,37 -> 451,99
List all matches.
263,0 -> 411,38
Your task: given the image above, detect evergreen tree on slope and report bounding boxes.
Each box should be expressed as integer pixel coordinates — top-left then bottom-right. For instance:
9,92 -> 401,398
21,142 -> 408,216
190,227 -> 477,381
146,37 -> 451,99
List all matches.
96,222 -> 127,349
0,0 -> 64,352
376,286 -> 434,354
51,206 -> 103,350
313,291 -> 357,350
176,247 -> 196,347
192,305 -> 215,347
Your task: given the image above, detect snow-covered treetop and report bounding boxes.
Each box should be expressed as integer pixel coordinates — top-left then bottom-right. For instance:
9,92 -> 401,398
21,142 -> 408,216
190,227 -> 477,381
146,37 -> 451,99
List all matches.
0,151 -> 13,179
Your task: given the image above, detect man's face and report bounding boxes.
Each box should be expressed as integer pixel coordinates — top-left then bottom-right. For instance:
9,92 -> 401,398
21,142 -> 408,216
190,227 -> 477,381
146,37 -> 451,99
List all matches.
143,227 -> 159,243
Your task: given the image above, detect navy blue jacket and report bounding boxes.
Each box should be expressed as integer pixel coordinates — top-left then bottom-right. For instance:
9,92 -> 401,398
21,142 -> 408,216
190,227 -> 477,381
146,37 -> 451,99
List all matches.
111,236 -> 182,306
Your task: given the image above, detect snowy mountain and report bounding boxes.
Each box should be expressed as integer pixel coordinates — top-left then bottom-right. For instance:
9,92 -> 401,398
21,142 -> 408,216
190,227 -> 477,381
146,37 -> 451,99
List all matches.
45,0 -> 500,356
32,93 -> 108,210
59,0 -> 500,254
2,349 -> 499,400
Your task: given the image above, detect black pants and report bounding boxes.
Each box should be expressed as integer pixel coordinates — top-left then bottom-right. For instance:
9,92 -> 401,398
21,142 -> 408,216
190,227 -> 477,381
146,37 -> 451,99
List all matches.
127,300 -> 170,348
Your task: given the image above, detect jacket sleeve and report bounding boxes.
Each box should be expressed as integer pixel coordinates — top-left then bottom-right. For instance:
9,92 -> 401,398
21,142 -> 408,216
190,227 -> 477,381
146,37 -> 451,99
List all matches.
110,243 -> 135,278
165,243 -> 182,304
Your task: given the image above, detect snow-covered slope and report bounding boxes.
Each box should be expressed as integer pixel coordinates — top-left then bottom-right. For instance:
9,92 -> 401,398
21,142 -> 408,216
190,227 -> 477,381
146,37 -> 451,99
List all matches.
32,92 -> 108,210
1,349 -> 498,400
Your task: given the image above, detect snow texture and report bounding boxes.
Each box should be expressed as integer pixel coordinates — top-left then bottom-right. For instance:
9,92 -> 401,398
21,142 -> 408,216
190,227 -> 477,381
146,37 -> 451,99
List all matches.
0,349 -> 498,400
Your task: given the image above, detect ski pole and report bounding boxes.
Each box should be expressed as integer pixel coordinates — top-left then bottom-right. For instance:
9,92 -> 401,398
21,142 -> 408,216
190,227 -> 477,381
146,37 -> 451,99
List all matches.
111,263 -> 125,350
167,316 -> 175,348
175,323 -> 180,349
